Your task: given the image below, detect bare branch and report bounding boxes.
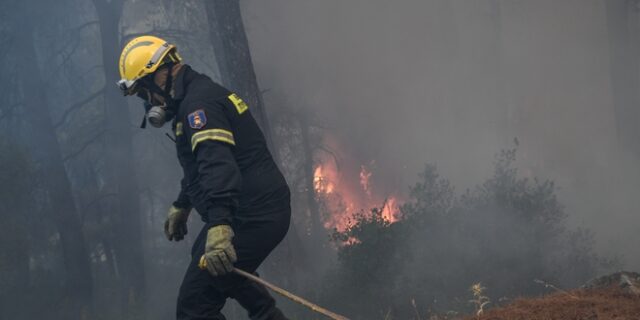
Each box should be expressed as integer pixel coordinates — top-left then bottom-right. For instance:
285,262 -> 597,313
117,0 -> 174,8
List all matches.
80,64 -> 104,80
54,87 -> 104,129
71,20 -> 99,33
63,128 -> 106,162
50,37 -> 83,77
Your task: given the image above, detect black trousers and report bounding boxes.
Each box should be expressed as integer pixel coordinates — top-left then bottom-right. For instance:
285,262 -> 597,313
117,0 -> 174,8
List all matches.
176,202 -> 291,320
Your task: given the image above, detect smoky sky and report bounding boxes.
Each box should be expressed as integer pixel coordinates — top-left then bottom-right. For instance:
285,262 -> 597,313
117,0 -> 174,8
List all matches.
240,0 -> 640,269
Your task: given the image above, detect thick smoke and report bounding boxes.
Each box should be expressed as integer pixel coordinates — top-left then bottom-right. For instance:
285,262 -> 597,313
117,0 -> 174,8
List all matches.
1,1 -> 639,319
241,0 -> 640,270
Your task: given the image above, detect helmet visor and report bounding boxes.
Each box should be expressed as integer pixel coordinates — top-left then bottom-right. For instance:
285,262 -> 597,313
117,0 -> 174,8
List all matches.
117,78 -> 140,96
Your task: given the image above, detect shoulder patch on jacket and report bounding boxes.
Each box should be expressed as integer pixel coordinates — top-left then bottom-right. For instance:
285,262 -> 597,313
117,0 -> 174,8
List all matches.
228,93 -> 248,115
187,109 -> 207,129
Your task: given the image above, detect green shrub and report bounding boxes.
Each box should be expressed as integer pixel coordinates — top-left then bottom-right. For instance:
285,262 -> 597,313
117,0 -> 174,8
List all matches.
321,147 -> 611,319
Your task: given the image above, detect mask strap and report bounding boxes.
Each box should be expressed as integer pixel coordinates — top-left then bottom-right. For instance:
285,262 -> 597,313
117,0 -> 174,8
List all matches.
165,63 -> 174,97
162,63 -> 177,115
139,101 -> 152,129
142,65 -> 175,103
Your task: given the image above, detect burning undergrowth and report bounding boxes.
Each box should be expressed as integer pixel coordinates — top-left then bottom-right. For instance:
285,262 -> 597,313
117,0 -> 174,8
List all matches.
312,135 -> 403,233
310,146 -> 617,320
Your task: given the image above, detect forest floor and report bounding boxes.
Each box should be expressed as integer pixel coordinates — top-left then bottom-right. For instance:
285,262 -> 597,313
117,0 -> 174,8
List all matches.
459,272 -> 640,320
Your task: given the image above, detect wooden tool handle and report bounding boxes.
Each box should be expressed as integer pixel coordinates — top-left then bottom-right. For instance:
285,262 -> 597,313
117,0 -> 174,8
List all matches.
198,255 -> 350,320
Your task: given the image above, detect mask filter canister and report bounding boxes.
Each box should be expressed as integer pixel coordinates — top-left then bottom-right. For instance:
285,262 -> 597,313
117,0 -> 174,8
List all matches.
147,105 -> 167,128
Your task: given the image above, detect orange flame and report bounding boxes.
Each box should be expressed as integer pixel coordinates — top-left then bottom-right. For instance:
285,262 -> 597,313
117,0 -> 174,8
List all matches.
360,165 -> 372,198
381,197 -> 400,222
314,165 -> 335,194
313,138 -> 402,232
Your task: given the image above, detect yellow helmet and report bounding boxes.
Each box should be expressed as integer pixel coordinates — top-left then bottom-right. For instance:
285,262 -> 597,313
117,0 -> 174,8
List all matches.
117,35 -> 182,96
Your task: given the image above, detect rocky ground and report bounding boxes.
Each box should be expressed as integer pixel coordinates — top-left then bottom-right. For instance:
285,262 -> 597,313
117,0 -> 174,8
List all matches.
463,272 -> 640,320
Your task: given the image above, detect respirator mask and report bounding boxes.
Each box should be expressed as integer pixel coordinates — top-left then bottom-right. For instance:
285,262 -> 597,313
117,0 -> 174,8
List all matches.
142,102 -> 175,128
137,63 -> 178,129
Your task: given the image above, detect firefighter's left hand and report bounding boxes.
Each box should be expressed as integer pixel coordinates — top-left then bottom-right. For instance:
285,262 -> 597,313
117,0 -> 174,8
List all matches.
203,224 -> 237,276
164,205 -> 191,241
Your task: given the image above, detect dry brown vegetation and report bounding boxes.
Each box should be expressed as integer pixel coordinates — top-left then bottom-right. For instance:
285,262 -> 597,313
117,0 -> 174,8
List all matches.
463,285 -> 640,320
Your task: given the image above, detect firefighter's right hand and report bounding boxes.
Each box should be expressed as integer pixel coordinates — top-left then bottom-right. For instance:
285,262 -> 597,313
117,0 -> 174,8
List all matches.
164,205 -> 191,241
203,225 -> 237,276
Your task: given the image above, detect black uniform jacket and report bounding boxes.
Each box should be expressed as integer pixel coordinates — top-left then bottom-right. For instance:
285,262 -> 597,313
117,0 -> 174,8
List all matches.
171,65 -> 289,226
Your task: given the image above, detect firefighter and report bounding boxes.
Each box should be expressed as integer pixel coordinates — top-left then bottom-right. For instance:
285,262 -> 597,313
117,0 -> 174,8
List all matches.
117,35 -> 291,320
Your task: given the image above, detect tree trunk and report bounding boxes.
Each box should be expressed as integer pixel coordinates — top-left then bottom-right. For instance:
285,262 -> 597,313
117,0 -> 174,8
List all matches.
605,0 -> 640,156
16,17 -> 92,320
299,114 -> 325,242
0,173 -> 30,320
92,0 -> 146,317
204,0 -> 275,149
204,0 -> 309,283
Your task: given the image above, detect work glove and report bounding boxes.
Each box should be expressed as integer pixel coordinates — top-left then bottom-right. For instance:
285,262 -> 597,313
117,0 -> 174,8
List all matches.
164,205 -> 191,241
202,225 -> 237,276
